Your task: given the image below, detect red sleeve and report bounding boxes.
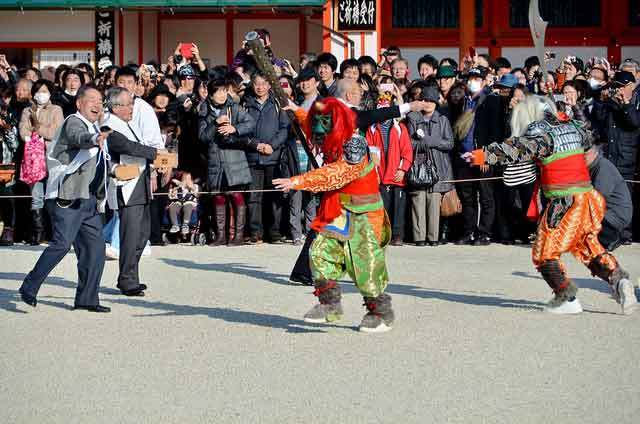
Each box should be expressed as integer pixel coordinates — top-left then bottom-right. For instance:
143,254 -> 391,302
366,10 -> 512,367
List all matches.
399,124 -> 414,172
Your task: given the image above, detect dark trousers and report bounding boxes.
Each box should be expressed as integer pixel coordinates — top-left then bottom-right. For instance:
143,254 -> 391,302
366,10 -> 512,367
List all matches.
494,181 -> 536,242
20,197 -> 105,307
455,163 -> 496,238
289,230 -> 316,284
628,181 -> 639,242
599,220 -> 625,251
381,184 -> 406,240
149,195 -> 167,245
248,165 -> 283,239
117,203 -> 151,290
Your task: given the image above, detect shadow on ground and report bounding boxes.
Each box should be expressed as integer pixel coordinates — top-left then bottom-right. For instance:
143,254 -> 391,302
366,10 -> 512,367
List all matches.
163,259 -> 545,310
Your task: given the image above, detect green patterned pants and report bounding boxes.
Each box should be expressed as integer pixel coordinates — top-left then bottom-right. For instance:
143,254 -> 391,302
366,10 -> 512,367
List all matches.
310,213 -> 389,298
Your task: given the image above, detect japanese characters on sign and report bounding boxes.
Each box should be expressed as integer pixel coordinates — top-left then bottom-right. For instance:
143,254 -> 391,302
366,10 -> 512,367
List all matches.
336,0 -> 376,32
95,10 -> 115,72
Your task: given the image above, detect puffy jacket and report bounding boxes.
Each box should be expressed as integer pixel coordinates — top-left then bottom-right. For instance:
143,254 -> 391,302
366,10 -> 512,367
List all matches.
243,95 -> 290,167
592,88 -> 640,180
365,120 -> 413,187
198,97 -> 257,190
406,110 -> 455,193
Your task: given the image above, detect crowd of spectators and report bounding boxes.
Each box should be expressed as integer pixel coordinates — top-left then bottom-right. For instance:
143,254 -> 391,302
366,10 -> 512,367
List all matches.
0,31 -> 639,252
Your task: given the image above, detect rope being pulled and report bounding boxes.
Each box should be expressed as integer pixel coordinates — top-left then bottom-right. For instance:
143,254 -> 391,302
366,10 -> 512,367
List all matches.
0,177 -> 639,199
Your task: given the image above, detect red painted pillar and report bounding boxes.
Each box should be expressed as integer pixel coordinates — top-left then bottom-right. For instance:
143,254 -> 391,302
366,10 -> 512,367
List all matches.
605,0 -> 625,65
322,3 -> 331,53
488,0 -> 507,59
459,0 -> 475,65
376,0 -> 382,62
299,15 -> 308,58
226,15 -> 234,65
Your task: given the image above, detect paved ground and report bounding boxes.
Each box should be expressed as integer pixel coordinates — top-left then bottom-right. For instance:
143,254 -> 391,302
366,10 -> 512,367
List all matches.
1,242 -> 639,424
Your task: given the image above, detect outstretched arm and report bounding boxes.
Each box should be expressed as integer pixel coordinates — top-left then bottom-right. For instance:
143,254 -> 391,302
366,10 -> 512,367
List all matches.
468,131 -> 551,166
274,135 -> 369,193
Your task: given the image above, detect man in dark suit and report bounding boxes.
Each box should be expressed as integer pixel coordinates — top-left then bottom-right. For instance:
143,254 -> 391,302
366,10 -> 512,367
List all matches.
19,86 -> 112,312
103,87 -> 165,297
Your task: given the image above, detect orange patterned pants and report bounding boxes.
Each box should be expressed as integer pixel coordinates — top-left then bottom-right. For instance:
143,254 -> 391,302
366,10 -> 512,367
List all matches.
532,190 -> 619,288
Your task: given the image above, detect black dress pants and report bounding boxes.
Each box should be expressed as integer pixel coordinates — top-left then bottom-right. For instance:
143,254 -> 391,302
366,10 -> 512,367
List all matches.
20,197 -> 105,307
455,163 -> 496,238
117,203 -> 151,291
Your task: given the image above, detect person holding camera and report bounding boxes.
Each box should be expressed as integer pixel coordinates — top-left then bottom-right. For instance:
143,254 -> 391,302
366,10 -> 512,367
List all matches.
592,71 -> 640,242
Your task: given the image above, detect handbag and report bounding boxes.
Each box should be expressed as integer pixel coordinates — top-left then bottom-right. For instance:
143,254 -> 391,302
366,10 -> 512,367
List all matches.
440,189 -> 462,217
20,132 -> 47,185
407,144 -> 439,189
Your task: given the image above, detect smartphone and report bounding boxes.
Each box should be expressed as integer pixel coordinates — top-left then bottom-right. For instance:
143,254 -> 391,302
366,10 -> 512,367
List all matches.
180,43 -> 193,60
379,83 -> 395,93
280,81 -> 290,89
468,47 -> 476,57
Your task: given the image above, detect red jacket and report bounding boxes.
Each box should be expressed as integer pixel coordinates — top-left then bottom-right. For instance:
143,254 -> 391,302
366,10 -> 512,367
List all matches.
366,121 -> 413,187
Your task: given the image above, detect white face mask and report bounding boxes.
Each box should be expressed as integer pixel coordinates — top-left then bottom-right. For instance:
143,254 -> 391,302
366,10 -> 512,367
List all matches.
34,93 -> 50,105
468,80 -> 483,94
65,89 -> 78,96
588,78 -> 603,90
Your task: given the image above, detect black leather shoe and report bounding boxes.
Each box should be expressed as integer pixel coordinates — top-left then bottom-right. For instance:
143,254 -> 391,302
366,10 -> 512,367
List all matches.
138,284 -> 148,291
415,241 -> 427,247
74,304 -> 111,313
428,241 -> 440,247
455,235 -> 474,245
120,288 -> 145,297
19,288 -> 37,307
473,236 -> 491,246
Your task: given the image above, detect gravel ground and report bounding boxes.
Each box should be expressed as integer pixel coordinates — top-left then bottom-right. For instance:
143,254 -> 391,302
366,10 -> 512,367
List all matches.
1,242 -> 639,424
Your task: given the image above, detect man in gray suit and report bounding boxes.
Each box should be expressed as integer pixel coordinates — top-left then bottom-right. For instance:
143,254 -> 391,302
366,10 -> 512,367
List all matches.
19,86 -> 112,312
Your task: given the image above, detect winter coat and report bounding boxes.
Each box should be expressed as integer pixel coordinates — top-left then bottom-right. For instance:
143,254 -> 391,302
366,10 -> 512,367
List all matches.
243,95 -> 290,167
589,153 -> 632,233
365,120 -> 413,187
198,97 -> 257,190
19,102 -> 64,144
406,110 -> 455,193
592,88 -> 640,180
51,90 -> 77,118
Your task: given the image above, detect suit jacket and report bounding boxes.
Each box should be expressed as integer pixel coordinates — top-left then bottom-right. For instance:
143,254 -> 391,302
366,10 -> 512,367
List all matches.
103,115 -> 158,208
46,113 -> 100,201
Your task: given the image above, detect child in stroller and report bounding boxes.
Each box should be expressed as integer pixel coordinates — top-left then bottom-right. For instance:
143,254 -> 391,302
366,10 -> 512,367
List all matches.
164,171 -> 204,244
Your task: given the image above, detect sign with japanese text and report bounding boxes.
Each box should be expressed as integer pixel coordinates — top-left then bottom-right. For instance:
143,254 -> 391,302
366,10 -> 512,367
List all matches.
336,0 -> 377,32
95,10 -> 115,72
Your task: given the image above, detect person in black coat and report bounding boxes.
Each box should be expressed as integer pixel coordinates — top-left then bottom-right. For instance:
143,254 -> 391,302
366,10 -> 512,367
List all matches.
586,147 -> 633,251
199,78 -> 273,246
591,71 -> 640,241
243,72 -> 290,243
51,68 -> 83,117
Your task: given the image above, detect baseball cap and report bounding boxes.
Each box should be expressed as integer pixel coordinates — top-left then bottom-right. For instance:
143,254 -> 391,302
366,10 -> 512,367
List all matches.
611,71 -> 636,87
494,73 -> 518,89
436,65 -> 456,79
467,66 -> 488,79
